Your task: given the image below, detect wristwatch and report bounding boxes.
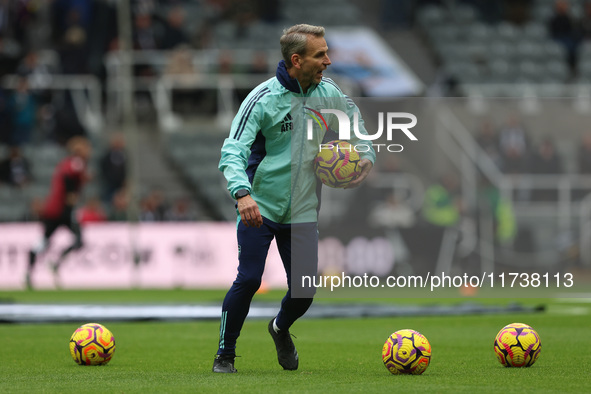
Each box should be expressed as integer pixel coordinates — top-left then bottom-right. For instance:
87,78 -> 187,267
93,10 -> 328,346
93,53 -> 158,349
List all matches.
234,189 -> 250,199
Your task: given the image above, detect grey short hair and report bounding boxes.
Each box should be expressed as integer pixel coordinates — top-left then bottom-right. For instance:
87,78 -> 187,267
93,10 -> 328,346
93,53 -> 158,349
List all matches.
280,24 -> 325,68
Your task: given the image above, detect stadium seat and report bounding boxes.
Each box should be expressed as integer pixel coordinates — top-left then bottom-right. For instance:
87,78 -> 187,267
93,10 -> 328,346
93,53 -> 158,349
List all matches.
496,22 -> 519,41
523,22 -> 548,41
31,162 -> 56,180
451,4 -> 477,24
23,183 -> 49,200
544,60 -> 570,83
444,61 -> 484,84
579,41 -> 591,62
531,4 -> 553,22
488,41 -> 517,62
416,5 -> 448,29
515,40 -> 545,62
535,83 -> 566,97
464,42 -> 488,64
427,24 -> 462,47
0,202 -> 27,222
543,41 -> 567,61
577,58 -> 591,80
0,186 -> 13,202
517,60 -> 545,83
436,43 -> 471,64
466,22 -> 493,43
488,59 -> 516,83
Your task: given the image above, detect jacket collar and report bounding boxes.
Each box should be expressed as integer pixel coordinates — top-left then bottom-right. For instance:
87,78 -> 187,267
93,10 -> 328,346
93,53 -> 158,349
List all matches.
276,60 -> 319,94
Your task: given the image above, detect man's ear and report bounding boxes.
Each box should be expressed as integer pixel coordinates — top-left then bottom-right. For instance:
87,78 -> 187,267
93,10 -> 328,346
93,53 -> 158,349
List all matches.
291,53 -> 301,69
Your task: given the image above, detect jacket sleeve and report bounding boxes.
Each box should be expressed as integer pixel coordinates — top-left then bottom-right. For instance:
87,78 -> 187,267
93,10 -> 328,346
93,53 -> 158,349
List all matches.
322,78 -> 376,164
343,98 -> 376,165
218,94 -> 264,198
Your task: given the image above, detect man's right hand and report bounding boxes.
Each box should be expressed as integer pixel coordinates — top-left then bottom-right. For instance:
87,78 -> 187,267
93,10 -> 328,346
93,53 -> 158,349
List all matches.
237,195 -> 263,228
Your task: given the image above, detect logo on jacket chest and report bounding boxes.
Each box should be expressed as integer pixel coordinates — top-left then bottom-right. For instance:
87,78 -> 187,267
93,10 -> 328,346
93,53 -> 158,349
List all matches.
280,113 -> 292,133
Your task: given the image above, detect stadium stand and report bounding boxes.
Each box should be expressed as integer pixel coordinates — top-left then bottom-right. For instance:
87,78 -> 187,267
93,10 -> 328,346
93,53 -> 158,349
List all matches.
0,0 -> 590,274
417,0 -> 587,96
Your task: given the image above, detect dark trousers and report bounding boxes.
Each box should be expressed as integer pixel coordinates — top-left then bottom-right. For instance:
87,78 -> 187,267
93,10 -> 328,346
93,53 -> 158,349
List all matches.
217,217 -> 318,355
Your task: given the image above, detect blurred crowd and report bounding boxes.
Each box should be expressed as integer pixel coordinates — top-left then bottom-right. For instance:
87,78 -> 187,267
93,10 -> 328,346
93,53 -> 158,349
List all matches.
475,114 -> 591,178
0,0 -> 284,222
3,0 -> 591,224
0,0 -> 278,79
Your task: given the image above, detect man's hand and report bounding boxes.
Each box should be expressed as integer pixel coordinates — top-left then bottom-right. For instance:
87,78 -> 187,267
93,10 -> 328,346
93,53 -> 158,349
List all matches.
346,159 -> 373,189
237,195 -> 263,228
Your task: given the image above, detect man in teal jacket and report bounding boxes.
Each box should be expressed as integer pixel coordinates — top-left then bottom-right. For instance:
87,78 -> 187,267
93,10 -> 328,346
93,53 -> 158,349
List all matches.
214,24 -> 376,373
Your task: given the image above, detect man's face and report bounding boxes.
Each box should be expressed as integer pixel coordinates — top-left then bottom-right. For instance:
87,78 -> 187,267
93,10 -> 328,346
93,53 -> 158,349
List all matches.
296,36 -> 331,90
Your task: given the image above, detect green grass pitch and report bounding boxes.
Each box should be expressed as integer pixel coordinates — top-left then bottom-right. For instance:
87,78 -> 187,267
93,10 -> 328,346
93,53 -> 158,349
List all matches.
0,290 -> 590,393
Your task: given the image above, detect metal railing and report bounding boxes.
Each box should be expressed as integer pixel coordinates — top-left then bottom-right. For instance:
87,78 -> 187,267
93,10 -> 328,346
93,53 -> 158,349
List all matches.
2,74 -> 103,134
104,49 -> 361,131
437,107 -> 591,268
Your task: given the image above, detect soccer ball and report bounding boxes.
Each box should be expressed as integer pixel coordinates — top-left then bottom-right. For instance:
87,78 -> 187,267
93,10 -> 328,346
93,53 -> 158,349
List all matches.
313,140 -> 360,188
69,323 -> 116,365
494,323 -> 541,367
382,329 -> 431,375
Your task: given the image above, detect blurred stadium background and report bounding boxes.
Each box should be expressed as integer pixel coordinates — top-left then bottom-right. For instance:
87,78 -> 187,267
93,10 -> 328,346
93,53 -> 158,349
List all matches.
0,0 -> 591,292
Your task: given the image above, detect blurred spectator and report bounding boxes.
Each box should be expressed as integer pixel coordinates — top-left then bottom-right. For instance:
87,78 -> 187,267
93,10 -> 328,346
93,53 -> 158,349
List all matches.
86,0 -> 118,79
166,196 -> 197,221
380,0 -> 413,30
578,133 -> 591,173
249,51 -> 269,74
0,88 -> 12,145
132,12 -> 164,77
479,179 -> 517,245
579,0 -> 591,40
504,0 -> 530,25
548,0 -> 580,72
218,50 -> 235,74
192,20 -> 214,49
77,196 -> 107,224
369,191 -> 416,228
0,0 -> 13,38
108,189 -> 129,221
497,115 -> 530,174
227,0 -> 258,37
407,171 -> 463,274
7,75 -> 37,146
37,103 -> 57,142
161,6 -> 189,49
100,133 -> 127,205
53,91 -> 86,144
475,119 -> 502,169
17,51 -> 54,90
0,146 -> 32,187
14,0 -> 40,45
531,138 -> 562,201
164,45 -> 202,113
164,44 -> 196,75
139,188 -> 169,221
531,138 -> 562,175
58,9 -> 89,74
50,0 -> 92,46
0,34 -> 20,78
421,172 -> 462,228
133,12 -> 162,51
257,0 -> 280,23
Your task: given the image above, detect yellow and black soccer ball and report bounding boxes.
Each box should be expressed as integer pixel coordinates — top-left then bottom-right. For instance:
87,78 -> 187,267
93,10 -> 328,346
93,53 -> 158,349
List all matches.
313,140 -> 361,188
494,323 -> 541,367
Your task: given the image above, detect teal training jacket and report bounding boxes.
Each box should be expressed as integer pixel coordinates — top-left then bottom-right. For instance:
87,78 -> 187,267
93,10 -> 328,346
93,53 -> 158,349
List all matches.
219,60 -> 376,224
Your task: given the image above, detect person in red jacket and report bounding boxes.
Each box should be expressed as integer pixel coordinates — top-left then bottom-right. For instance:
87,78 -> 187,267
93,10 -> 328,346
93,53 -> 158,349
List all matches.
26,136 -> 92,289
